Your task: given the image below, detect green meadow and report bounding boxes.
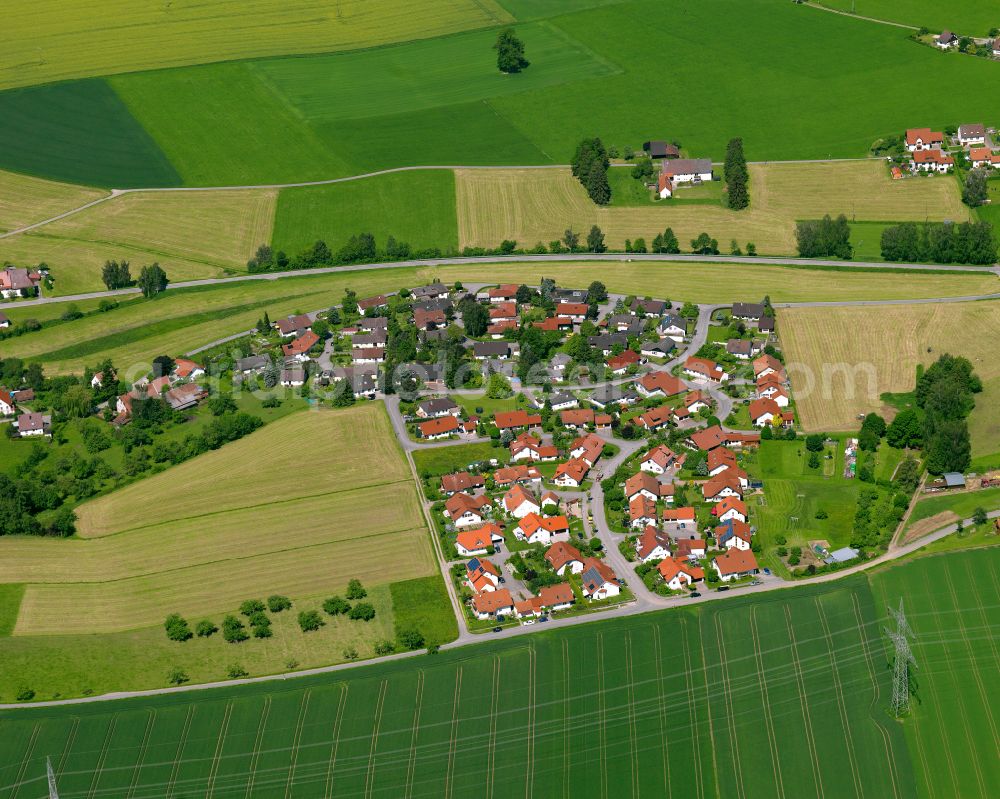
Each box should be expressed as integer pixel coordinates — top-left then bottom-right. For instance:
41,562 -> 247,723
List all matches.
272,171 -> 459,256
3,0 -> 1000,186
3,549 -> 995,798
816,0 -> 997,32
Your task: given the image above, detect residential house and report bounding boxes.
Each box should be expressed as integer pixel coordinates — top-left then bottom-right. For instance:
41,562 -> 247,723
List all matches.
713,548 -> 760,582
488,284 -> 519,303
702,472 -> 743,503
589,384 -> 640,409
749,397 -> 781,427
466,558 -> 501,593
554,458 -> 590,487
661,158 -> 713,183
472,588 -> 514,620
570,433 -> 604,466
753,354 -> 785,381
356,317 -> 388,331
352,331 -> 389,348
553,288 -> 589,304
352,347 -> 385,364
546,392 -> 579,411
639,405 -> 672,431
15,411 -> 51,437
0,266 -> 41,298
662,506 -> 697,535
493,464 -> 542,489
958,123 -> 987,147
580,558 -> 621,600
606,314 -> 644,335
441,472 -> 486,495
657,557 -> 704,590
494,410 -> 542,431
474,341 -> 511,360
671,391 -> 709,423
357,295 -> 388,312
489,302 -> 518,323
334,367 -> 379,399
640,444 -> 677,474
444,492 -> 491,527
280,368 -> 306,387
545,541 -> 585,575
994,37 -> 1000,57
419,415 -> 460,440
712,497 -> 747,524
607,349 -> 643,375
172,359 -> 205,380
684,356 -> 727,383
487,319 -> 518,338
503,485 -> 542,518
509,432 -> 558,462
968,147 -> 1000,169
641,339 -> 676,359
541,491 -> 560,508
0,389 -> 15,416
631,298 -> 668,317
412,283 -> 449,301
658,315 -> 687,342
674,538 -> 706,560
758,316 -> 775,334
905,127 -> 944,150
637,371 -> 686,398
912,148 -> 954,172
558,302 -> 589,322
756,378 -> 790,406
515,512 -> 570,545
416,397 -> 461,419
707,447 -> 738,476
588,332 -> 629,354
234,355 -> 270,375
635,525 -> 672,563
731,302 -> 766,321
625,471 -> 662,502
726,338 -> 760,360
716,519 -> 753,551
538,582 -> 575,611
687,425 -> 727,451
274,314 -> 312,337
414,308 -> 446,330
643,140 -> 680,159
629,495 -> 658,528
934,30 -> 957,49
282,330 -> 320,361
561,408 -> 595,429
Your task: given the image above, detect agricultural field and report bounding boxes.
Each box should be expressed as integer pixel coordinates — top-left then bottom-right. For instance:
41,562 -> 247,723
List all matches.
455,162 -> 969,253
0,170 -> 105,234
272,171 -> 459,258
778,300 -> 1000,456
0,189 -> 277,295
0,405 -> 453,697
1,0 -> 513,90
815,0 -> 996,32
9,551 -> 1000,796
899,486 -> 1000,542
4,0 -> 1000,186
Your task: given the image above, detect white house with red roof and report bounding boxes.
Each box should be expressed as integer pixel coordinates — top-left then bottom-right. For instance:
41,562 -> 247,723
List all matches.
713,549 -> 760,582
580,558 -> 621,600
0,389 -> 15,417
716,519 -> 753,551
712,497 -> 747,524
553,457 -> 590,487
503,485 -> 541,518
912,149 -> 954,173
635,525 -> 672,563
684,356 -> 727,383
455,524 -> 504,557
629,495 -> 658,529
570,432 -> 605,466
905,127 -> 944,150
657,557 -> 704,590
466,558 -> 501,593
640,444 -> 677,474
545,541 -> 585,575
514,513 -> 570,545
701,473 -> 743,503
472,588 -> 514,619
445,492 -> 492,527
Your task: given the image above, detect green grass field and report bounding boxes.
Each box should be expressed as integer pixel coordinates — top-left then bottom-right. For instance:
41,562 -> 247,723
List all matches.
8,549 -> 999,797
0,170 -> 105,235
901,487 -> 1000,539
272,171 -> 458,257
816,0 -> 995,32
412,442 -> 509,476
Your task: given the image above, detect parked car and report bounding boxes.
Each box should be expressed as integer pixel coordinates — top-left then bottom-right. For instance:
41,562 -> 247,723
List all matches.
717,586 -> 729,592
539,616 -> 549,623
492,626 -> 503,633
762,568 -> 771,576
688,592 -> 701,598
522,619 -> 535,626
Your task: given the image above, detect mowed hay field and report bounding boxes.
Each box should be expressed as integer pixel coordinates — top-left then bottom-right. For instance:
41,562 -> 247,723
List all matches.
0,169 -> 105,234
0,0 -> 513,90
779,300 -> 1000,453
0,189 -> 277,296
817,0 -> 994,31
455,162 -> 969,253
0,406 -> 434,635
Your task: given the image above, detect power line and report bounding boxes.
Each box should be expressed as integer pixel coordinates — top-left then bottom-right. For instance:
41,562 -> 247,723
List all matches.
885,598 -> 917,716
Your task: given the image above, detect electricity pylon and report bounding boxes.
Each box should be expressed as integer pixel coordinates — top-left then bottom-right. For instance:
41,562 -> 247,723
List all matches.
47,757 -> 59,799
884,599 -> 917,717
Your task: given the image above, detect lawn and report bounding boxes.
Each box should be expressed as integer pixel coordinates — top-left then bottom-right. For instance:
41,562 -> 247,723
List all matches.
0,404 -> 453,695
0,188 -> 277,295
412,441 -> 509,476
869,548 -> 1000,799
815,0 -> 995,31
5,559 -> 978,796
779,300 -> 1000,453
455,161 -> 969,254
0,169 -> 105,235
900,486 -> 1000,540
0,0 -> 513,90
272,171 -> 458,257
0,585 -> 24,638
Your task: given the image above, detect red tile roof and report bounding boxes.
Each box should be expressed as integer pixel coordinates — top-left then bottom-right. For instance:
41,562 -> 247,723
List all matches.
419,415 -> 460,437
714,548 -> 759,576
494,410 -> 542,429
282,330 -> 320,357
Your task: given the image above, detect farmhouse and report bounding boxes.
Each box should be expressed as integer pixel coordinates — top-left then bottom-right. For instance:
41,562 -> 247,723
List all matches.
657,557 -> 704,590
934,30 -> 957,49
958,123 -> 986,147
515,513 -> 570,545
472,588 -> 514,620
905,128 -> 943,150
441,472 -> 485,495
545,541 -> 585,575
444,492 -> 491,527
554,458 -> 590,487
643,140 -> 679,159
503,485 -> 541,518
661,158 -> 714,183
684,356 -> 727,383
15,411 -> 51,437
912,149 -> 954,173
635,526 -> 672,563
279,368 -> 305,387
0,267 -> 42,298
580,558 -> 621,600
419,415 -> 460,439
274,314 -> 312,336
713,548 -> 760,582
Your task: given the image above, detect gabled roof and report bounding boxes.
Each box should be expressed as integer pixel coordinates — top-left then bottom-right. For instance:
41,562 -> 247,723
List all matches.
639,406 -> 672,429
282,330 -> 320,357
545,541 -> 584,571
688,425 -> 727,451
519,512 -> 569,537
580,558 -> 619,592
752,353 -> 784,377
714,548 -> 759,576
684,356 -> 724,379
715,518 -> 752,543
641,444 -> 676,469
629,494 -> 657,522
554,458 -> 589,483
913,149 -> 954,165
657,556 -> 703,583
493,464 -> 541,486
494,410 -> 542,429
625,471 -> 661,499
561,408 -> 595,426
441,472 -> 485,493
472,588 -> 514,614
905,127 -> 943,145
707,447 -> 738,472
446,492 -> 490,518
701,473 -> 742,500
636,525 -> 671,560
504,484 -> 539,512
662,506 -> 696,522
538,583 -> 575,607
712,497 -> 747,518
749,397 -> 781,421
419,415 -> 460,437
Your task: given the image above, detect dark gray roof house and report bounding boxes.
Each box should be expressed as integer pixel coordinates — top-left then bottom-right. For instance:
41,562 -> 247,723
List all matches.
758,316 -> 775,333
357,317 -> 388,331
726,339 -> 754,357
553,288 -> 589,304
473,341 -> 511,359
661,158 -> 713,178
731,302 -> 766,321
643,141 -> 680,159
588,333 -> 629,353
631,299 -> 668,316
412,283 -> 449,300
235,355 -> 270,374
417,397 -> 461,418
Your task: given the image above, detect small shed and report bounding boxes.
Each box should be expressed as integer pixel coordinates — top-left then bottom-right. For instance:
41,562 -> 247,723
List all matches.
643,141 -> 680,159
825,547 -> 859,565
943,472 -> 966,489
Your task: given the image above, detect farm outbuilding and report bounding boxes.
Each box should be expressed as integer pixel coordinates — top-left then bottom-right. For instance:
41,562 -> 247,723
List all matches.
643,140 -> 679,159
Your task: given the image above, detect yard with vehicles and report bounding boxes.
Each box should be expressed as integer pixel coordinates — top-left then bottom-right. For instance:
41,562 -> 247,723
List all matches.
2,551 -> 995,797
778,300 -> 1000,458
0,405 -> 454,697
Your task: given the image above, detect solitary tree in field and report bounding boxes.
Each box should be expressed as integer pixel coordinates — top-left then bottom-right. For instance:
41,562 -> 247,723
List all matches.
495,29 -> 529,73
137,263 -> 168,298
962,168 -> 988,207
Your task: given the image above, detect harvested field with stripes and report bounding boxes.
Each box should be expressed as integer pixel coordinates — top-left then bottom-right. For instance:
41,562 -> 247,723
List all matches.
4,549 -> 994,797
0,169 -> 105,234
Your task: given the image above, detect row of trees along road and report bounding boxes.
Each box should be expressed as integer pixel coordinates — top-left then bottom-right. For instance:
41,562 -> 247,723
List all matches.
101,260 -> 169,298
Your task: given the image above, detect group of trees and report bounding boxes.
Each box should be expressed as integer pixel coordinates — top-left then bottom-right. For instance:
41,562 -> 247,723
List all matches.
917,354 -> 981,474
962,168 -> 989,207
246,234 -> 431,274
100,260 -> 132,290
795,214 -> 852,259
723,137 -> 749,210
164,595 -> 293,645
571,137 -> 611,205
101,260 -> 168,297
880,220 -> 996,265
494,29 -> 529,73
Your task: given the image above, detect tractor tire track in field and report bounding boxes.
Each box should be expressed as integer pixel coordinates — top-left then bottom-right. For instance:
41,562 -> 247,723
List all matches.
561,639 -> 571,799
363,681 -> 388,799
595,636 -> 607,799
444,667 -> 463,799
404,673 -> 424,799
692,616 -> 717,799
783,606 -> 825,799
85,715 -> 117,799
325,685 -> 349,799
748,606 -> 786,799
814,600 -> 864,798
56,718 -> 80,774
526,646 -> 538,799
624,632 -> 639,798
6,722 -> 39,799
205,703 -> 232,799
486,657 -> 501,799
285,691 -> 311,799
126,710 -> 158,799
651,625 -> 673,799
849,595 -> 899,799
165,706 -> 195,799
244,696 -> 272,799
713,615 -> 746,799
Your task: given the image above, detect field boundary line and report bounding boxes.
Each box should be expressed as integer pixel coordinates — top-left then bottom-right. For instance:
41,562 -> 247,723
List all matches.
944,567 -> 1000,759
748,606 -> 786,799
285,690 -> 311,799
693,616 -> 717,799
165,705 -> 195,799
404,672 -> 424,799
205,702 -> 232,799
814,599 -> 864,797
713,615 -> 745,799
243,696 -> 272,798
85,714 -> 117,799
363,680 -> 389,799
651,625 -> 672,799
444,666 -> 464,799
596,635 -> 607,799
624,632 -> 639,798
783,606 -> 824,799
324,686 -> 348,799
125,709 -> 158,799
848,595 -> 898,799
6,721 -> 39,799
486,656 -> 500,799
